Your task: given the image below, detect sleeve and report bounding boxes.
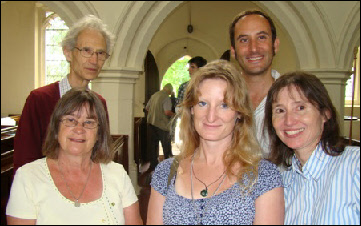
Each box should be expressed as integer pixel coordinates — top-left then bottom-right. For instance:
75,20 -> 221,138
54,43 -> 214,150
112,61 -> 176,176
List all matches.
118,165 -> 138,208
351,148 -> 360,215
13,92 -> 45,173
6,167 -> 37,219
253,159 -> 283,199
150,158 -> 173,196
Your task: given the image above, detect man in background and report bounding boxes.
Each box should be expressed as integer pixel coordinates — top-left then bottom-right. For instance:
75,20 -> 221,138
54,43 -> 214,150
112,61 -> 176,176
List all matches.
14,15 -> 114,173
146,83 -> 175,172
229,10 -> 280,157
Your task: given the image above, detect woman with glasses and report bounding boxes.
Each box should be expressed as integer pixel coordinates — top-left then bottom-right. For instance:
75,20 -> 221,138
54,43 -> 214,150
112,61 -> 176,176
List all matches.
6,88 -> 143,225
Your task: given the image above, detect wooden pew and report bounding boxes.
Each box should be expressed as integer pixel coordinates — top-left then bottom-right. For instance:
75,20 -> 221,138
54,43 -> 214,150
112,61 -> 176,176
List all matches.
1,126 -> 16,225
111,135 -> 129,173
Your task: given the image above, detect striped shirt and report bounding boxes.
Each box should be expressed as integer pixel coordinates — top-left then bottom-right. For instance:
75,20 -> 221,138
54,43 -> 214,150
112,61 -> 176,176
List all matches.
283,144 -> 360,225
253,69 -> 280,158
59,75 -> 90,97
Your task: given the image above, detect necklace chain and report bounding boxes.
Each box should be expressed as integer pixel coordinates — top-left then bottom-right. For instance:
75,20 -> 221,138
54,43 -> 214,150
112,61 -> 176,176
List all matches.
58,160 -> 92,207
192,162 -> 226,197
191,152 -> 227,225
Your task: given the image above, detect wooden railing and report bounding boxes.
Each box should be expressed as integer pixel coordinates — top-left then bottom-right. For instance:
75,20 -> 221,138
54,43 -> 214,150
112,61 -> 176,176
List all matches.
111,135 -> 129,172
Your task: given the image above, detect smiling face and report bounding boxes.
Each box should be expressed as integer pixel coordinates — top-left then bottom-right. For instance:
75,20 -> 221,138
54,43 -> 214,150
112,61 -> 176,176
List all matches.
191,78 -> 239,143
231,14 -> 279,76
64,29 -> 107,87
57,105 -> 98,158
272,85 -> 327,159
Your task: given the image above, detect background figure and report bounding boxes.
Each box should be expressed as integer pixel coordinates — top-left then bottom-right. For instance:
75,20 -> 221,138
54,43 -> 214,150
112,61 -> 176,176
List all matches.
13,15 -> 114,173
229,10 -> 280,158
265,71 -> 360,225
176,56 -> 207,109
147,60 -> 284,225
146,83 -> 175,172
6,88 -> 142,225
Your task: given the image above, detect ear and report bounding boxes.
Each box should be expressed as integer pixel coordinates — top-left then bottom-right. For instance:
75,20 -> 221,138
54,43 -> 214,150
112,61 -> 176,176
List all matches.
63,47 -> 72,63
273,38 -> 280,54
191,107 -> 194,115
230,46 -> 236,59
323,109 -> 331,122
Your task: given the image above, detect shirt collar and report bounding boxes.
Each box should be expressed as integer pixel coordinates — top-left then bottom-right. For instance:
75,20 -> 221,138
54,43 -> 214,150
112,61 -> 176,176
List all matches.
59,75 -> 90,97
291,143 -> 332,180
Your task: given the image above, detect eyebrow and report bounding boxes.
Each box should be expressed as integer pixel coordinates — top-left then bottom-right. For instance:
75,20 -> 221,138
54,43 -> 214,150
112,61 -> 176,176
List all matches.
236,31 -> 270,40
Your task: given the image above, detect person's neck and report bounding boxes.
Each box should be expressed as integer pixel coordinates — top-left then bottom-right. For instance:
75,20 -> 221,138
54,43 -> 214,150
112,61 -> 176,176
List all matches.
243,70 -> 274,110
67,73 -> 90,88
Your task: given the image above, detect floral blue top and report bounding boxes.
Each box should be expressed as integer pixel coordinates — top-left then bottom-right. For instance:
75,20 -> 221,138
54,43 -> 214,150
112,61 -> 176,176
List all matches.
150,158 -> 283,225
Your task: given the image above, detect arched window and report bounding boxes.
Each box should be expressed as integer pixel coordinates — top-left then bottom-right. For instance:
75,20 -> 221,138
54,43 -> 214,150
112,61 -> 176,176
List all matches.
44,12 -> 69,85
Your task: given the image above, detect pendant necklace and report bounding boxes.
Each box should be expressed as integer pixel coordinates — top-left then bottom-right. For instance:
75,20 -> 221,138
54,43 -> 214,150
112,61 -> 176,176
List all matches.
191,152 -> 227,225
191,154 -> 226,197
58,160 -> 92,207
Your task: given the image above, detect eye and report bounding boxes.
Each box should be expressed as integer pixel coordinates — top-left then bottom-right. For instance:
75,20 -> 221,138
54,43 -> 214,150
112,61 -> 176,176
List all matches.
258,35 -> 268,40
82,47 -> 93,54
239,38 -> 248,43
97,51 -> 107,56
198,101 -> 207,107
274,108 -> 285,114
220,103 -> 228,109
66,117 -> 76,122
296,105 -> 305,111
84,120 -> 95,125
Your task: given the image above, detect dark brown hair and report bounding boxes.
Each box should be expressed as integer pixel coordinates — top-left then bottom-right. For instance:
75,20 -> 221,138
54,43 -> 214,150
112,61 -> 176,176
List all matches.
43,88 -> 113,163
265,71 -> 345,167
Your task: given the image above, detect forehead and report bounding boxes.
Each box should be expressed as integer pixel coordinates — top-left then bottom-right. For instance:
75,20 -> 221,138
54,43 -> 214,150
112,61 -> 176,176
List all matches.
274,85 -> 307,103
76,29 -> 106,49
235,14 -> 271,34
198,78 -> 228,94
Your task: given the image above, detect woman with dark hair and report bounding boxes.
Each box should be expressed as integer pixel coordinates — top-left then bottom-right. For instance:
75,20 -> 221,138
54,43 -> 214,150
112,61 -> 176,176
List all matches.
265,71 -> 360,225
6,88 -> 142,225
147,60 -> 284,225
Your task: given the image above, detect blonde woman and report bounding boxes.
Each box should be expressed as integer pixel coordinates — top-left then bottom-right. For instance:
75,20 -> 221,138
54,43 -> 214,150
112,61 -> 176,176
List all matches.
147,60 -> 284,225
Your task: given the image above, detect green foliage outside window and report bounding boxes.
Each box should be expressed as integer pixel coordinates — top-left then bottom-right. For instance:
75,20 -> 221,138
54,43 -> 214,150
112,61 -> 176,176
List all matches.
161,56 -> 191,97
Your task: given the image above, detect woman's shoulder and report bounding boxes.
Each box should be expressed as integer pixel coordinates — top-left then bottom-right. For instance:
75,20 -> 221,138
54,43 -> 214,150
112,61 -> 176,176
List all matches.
17,158 -> 47,175
100,161 -> 127,175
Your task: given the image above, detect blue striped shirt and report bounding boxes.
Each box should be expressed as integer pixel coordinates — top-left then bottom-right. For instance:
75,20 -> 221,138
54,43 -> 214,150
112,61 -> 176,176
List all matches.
283,144 -> 360,225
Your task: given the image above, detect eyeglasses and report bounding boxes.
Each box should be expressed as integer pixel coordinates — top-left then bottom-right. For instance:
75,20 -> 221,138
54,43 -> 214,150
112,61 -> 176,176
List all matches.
60,118 -> 98,129
74,47 -> 110,61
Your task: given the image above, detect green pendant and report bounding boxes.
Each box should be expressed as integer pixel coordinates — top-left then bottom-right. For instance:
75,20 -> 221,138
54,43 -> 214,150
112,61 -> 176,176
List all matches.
200,189 -> 208,197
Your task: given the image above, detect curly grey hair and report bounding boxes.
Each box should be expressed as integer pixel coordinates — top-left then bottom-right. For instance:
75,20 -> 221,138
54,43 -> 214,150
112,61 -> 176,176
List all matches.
61,15 -> 115,54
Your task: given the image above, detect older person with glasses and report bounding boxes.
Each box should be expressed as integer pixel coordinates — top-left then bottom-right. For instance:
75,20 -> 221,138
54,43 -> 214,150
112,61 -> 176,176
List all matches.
14,15 -> 114,174
6,88 -> 143,225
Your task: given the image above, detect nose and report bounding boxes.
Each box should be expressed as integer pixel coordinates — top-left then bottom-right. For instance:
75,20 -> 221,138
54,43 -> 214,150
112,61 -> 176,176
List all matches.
206,106 -> 217,123
249,39 -> 257,53
284,112 -> 297,126
88,53 -> 98,64
73,122 -> 86,134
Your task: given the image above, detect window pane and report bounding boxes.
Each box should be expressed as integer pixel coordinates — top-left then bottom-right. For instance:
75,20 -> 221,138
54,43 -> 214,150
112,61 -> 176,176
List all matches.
45,14 -> 69,85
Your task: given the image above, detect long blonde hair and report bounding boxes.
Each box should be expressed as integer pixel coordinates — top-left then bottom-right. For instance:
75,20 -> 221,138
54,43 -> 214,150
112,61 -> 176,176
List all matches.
178,59 -> 262,185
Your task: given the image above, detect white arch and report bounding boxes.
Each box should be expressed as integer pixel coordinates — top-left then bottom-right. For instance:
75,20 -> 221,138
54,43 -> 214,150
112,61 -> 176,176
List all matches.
39,1 -> 98,27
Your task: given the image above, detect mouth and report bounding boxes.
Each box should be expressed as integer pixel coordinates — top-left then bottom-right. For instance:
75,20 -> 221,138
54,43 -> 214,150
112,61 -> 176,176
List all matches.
246,55 -> 263,62
284,128 -> 305,136
69,138 -> 86,143
86,68 -> 98,72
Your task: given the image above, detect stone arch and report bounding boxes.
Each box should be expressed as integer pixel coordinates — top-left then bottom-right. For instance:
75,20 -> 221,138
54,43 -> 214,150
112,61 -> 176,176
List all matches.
39,1 -> 98,26
156,37 -> 219,78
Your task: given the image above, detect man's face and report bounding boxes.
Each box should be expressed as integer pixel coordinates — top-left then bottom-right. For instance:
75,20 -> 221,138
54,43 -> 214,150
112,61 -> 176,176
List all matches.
188,63 -> 199,77
231,15 -> 279,76
64,29 -> 107,85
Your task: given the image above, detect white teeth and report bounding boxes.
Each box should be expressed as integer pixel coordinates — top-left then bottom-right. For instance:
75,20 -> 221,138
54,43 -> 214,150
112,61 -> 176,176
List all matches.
285,128 -> 304,135
249,57 -> 262,60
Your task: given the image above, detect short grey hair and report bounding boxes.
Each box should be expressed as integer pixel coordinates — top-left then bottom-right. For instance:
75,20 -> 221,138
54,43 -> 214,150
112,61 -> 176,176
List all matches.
61,15 -> 115,54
